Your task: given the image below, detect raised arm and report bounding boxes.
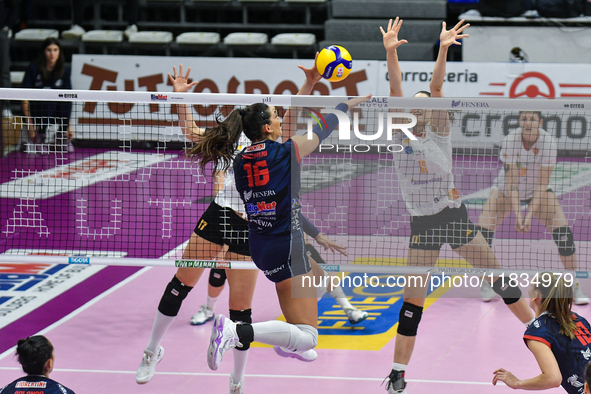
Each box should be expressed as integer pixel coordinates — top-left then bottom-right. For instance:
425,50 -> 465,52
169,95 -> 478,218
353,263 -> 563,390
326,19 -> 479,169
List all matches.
167,64 -> 204,143
282,54 -> 323,139
430,20 -> 469,98
492,340 -> 561,390
380,17 -> 407,98
429,20 -> 469,135
291,95 -> 371,158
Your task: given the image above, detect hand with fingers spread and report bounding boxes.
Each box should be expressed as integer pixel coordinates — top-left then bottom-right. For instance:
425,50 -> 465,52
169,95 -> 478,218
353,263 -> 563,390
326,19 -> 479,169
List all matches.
298,52 -> 322,85
439,19 -> 469,48
380,17 -> 408,52
167,64 -> 199,93
314,233 -> 348,256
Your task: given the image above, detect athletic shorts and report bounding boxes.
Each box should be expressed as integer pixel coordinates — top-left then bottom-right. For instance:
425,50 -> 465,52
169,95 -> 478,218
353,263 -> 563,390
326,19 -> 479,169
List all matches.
194,202 -> 250,256
248,229 -> 311,283
521,188 -> 553,204
409,204 -> 477,250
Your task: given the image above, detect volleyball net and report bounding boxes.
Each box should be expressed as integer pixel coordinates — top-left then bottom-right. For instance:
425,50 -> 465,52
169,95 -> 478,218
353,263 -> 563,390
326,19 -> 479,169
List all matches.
0,89 -> 590,276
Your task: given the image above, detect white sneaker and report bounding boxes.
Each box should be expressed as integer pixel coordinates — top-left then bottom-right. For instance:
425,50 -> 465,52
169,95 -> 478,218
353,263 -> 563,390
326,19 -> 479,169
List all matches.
273,346 -> 317,362
135,346 -> 164,384
62,24 -> 86,40
190,305 -> 215,325
208,315 -> 242,370
229,373 -> 244,394
344,307 -> 369,324
124,24 -> 138,39
481,278 -> 496,302
574,282 -> 590,305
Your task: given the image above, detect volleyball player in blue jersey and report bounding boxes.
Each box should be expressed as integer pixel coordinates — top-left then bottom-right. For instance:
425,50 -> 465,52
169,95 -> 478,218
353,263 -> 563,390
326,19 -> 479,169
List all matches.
493,273 -> 591,393
192,88 -> 370,371
1,336 -> 75,394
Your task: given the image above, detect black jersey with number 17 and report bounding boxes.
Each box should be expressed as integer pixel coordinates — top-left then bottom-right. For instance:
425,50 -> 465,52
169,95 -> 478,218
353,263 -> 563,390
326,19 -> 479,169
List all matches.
234,139 -> 301,236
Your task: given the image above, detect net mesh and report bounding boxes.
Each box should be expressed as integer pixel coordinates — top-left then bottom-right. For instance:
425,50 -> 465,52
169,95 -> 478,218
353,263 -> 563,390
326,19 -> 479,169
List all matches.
1,89 -> 590,274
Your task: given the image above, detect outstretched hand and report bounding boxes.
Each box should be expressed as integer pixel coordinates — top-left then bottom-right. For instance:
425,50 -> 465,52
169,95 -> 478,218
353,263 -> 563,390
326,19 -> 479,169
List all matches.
298,52 -> 323,85
314,233 -> 348,256
167,64 -> 199,93
439,19 -> 469,48
380,17 -> 408,52
492,368 -> 520,389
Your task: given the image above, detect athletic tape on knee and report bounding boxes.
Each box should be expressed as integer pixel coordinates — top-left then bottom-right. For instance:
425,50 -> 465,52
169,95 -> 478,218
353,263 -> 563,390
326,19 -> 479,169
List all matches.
476,226 -> 494,247
230,309 -> 253,350
491,278 -> 522,305
208,268 -> 227,287
157,276 -> 193,317
289,324 -> 318,353
552,226 -> 576,257
306,243 -> 326,264
397,302 -> 423,337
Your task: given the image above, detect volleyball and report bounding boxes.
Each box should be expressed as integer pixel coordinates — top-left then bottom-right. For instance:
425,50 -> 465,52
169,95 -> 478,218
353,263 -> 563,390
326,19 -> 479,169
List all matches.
316,45 -> 353,82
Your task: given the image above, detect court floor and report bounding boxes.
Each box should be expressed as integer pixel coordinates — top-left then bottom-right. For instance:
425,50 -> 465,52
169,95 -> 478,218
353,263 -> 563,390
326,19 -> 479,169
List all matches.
1,148 -> 590,393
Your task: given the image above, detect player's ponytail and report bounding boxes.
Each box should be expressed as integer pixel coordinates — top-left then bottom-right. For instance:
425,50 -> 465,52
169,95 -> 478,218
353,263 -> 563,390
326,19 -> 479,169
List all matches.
189,109 -> 244,173
16,335 -> 54,375
189,103 -> 271,174
535,273 -> 576,339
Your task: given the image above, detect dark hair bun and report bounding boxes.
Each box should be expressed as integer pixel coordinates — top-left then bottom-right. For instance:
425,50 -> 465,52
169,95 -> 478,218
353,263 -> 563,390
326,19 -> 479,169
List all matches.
239,109 -> 246,117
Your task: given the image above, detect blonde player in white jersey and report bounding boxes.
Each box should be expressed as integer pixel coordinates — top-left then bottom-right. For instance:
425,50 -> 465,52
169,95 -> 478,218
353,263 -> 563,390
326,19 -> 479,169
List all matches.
478,111 -> 589,305
380,17 -> 535,394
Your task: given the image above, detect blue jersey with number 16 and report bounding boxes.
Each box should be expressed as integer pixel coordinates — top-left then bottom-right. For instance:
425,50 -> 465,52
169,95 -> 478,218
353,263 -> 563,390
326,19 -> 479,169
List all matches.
234,139 -> 302,236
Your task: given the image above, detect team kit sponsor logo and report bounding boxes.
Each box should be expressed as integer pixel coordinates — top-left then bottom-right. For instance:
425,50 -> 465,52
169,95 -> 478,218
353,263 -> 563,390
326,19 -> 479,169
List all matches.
243,190 -> 276,202
246,201 -> 277,216
15,382 -> 47,388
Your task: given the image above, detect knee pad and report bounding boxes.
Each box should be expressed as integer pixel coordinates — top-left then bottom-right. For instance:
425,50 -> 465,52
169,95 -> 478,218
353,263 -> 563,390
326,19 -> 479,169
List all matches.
552,226 -> 576,257
476,226 -> 494,247
316,271 -> 330,300
157,276 -> 193,317
288,324 -> 318,353
230,309 -> 252,350
491,278 -> 522,305
209,268 -> 227,287
397,302 -> 424,337
306,243 -> 326,264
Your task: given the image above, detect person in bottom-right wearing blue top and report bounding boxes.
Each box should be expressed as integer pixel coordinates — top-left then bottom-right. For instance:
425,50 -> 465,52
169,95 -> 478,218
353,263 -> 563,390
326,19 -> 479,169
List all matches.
493,273 -> 591,393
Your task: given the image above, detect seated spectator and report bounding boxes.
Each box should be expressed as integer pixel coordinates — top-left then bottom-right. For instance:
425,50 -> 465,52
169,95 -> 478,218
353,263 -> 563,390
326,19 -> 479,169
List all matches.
62,0 -> 139,39
0,335 -> 75,394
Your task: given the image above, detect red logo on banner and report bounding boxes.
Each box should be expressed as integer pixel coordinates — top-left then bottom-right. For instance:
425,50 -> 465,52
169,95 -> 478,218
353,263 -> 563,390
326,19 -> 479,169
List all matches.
509,72 -> 555,98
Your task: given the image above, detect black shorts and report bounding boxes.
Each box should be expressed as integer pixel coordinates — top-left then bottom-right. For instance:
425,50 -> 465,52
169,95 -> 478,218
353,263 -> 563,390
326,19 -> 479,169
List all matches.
409,204 -> 477,250
194,202 -> 250,256
521,188 -> 553,204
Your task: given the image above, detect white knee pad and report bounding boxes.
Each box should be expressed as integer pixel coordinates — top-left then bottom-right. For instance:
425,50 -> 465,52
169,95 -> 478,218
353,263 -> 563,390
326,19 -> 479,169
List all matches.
316,270 -> 329,300
286,324 -> 318,353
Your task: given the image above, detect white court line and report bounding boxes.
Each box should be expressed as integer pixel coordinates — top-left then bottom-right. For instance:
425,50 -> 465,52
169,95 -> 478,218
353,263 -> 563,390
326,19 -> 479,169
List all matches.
0,367 -> 499,385
0,267 -> 152,361
0,241 -> 190,361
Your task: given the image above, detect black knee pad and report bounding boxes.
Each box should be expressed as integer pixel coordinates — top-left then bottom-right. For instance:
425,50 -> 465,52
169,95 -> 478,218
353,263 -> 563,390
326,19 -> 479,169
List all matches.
306,243 -> 326,264
157,276 -> 193,317
552,226 -> 576,257
491,278 -> 522,305
397,302 -> 423,337
476,226 -> 494,247
230,309 -> 252,350
209,268 -> 227,287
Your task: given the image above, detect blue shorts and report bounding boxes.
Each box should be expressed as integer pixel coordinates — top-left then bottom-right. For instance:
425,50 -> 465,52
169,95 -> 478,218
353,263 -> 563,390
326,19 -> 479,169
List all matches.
249,229 -> 311,283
